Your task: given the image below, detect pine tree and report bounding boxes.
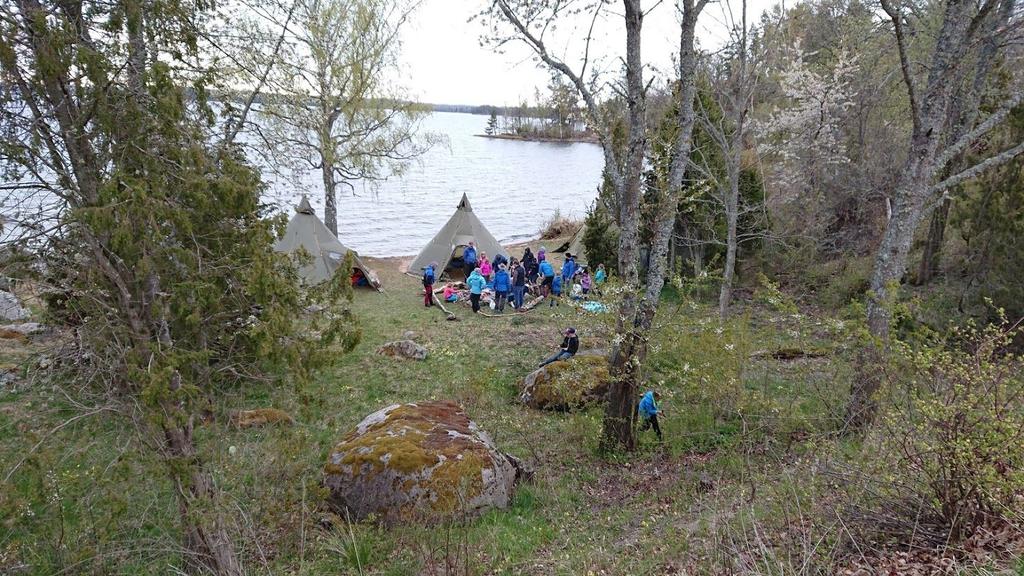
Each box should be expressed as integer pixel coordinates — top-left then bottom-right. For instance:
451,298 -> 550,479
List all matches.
1,2 -> 357,572
486,110 -> 499,135
583,202 -> 620,273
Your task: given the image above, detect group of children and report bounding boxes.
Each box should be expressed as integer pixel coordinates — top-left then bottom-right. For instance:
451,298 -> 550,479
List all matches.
421,242 -> 609,314
517,246 -> 609,309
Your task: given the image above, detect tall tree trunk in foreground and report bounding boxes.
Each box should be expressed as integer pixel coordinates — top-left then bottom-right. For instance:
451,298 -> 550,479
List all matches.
603,0 -> 707,452
602,0 -> 648,452
164,414 -> 243,576
485,0 -> 707,451
914,0 -> 1005,287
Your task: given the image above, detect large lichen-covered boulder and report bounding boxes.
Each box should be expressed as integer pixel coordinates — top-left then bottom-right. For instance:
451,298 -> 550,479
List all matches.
324,401 -> 519,523
376,340 -> 428,361
519,352 -> 610,411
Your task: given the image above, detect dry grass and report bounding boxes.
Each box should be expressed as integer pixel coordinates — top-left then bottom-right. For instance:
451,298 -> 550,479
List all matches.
538,211 -> 582,240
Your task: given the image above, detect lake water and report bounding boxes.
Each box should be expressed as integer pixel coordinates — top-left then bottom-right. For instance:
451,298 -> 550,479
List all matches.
1,112 -> 604,256
258,112 -> 604,257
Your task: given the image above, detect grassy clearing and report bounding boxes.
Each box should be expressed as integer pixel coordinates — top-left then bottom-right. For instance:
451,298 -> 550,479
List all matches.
0,242 -> 877,574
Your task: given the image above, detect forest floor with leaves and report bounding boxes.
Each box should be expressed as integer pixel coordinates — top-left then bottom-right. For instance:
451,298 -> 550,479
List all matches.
1,238 -> 1022,575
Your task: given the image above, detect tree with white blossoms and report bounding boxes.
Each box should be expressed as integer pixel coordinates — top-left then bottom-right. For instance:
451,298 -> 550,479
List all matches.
755,42 -> 858,243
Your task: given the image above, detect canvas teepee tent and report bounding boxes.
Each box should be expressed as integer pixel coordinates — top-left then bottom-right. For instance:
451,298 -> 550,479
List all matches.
408,193 -> 508,275
275,196 -> 381,290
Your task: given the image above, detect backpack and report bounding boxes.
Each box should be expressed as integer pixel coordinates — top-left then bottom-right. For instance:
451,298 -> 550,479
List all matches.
422,267 -> 435,287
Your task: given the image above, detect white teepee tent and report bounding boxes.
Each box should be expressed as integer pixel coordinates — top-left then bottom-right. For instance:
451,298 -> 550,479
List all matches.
275,196 -> 381,290
408,193 -> 508,275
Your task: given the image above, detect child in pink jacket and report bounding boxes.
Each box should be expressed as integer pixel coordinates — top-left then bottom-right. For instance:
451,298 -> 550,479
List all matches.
479,255 -> 493,281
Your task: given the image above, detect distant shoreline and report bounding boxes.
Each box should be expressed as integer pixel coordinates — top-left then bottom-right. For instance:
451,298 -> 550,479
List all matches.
474,133 -> 600,145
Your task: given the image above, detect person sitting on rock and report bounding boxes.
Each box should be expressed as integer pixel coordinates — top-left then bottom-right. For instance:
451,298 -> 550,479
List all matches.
538,327 -> 578,367
638,390 -> 666,442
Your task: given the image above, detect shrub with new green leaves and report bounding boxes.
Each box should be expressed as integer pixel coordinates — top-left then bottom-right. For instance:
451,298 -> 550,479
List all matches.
755,272 -> 798,314
855,319 -> 1024,543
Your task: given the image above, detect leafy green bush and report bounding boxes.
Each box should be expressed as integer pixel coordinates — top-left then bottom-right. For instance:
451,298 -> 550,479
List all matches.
754,272 -> 798,314
816,256 -> 872,309
854,319 -> 1024,543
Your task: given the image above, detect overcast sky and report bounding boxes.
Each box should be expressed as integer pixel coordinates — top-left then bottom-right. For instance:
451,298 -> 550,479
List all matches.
400,0 -> 782,106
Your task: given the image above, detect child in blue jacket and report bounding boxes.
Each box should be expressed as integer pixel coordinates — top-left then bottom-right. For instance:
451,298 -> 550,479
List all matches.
638,390 -> 666,441
550,273 -> 562,307
539,259 -> 555,299
492,264 -> 511,313
466,267 -> 487,313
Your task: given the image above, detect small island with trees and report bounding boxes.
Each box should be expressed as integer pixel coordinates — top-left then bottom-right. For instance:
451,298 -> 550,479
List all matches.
474,75 -> 599,144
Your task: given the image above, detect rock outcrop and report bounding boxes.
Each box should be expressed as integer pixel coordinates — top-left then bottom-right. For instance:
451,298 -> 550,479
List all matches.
0,291 -> 29,322
324,401 -> 520,523
376,340 -> 428,361
0,322 -> 45,338
519,352 -> 610,411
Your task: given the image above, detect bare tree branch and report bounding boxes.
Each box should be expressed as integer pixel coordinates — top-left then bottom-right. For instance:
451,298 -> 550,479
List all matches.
930,140 -> 1024,197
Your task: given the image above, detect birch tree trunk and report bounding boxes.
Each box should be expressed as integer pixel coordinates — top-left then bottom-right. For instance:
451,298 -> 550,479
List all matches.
603,0 -> 708,452
322,160 -> 339,237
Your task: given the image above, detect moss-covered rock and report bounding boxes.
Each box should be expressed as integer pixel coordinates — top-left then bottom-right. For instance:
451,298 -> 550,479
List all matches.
519,352 -> 610,411
231,408 -> 295,428
376,339 -> 428,360
324,401 -> 519,524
